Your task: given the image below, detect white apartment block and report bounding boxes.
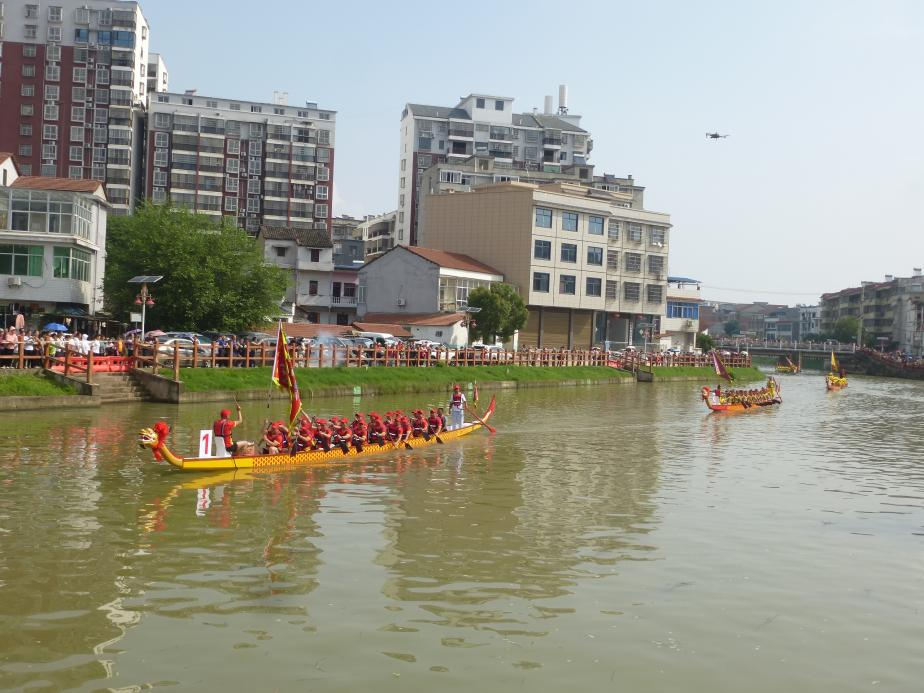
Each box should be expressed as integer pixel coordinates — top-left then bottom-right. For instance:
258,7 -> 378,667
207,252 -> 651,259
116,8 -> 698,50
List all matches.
0,153 -> 109,324
146,92 -> 335,235
0,0 -> 152,214
146,51 -> 167,94
398,88 -> 592,246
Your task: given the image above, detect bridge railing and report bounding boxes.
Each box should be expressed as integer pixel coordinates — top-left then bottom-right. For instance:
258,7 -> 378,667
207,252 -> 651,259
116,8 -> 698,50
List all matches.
713,339 -> 856,353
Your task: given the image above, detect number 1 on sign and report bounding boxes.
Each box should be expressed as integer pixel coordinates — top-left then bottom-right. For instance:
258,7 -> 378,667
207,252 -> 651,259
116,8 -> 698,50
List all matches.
199,430 -> 213,457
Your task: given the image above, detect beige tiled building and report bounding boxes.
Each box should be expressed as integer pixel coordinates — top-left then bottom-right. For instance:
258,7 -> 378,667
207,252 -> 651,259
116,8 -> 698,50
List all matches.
420,181 -> 671,349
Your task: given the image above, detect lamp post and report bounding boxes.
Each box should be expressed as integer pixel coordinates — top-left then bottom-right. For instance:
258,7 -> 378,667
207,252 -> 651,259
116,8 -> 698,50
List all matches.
128,275 -> 163,338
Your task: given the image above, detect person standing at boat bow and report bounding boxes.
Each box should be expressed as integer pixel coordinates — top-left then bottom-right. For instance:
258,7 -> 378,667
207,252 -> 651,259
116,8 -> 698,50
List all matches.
448,384 -> 466,430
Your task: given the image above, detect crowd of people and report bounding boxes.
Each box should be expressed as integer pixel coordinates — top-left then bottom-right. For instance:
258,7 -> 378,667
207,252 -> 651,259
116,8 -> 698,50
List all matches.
0,328 -> 127,366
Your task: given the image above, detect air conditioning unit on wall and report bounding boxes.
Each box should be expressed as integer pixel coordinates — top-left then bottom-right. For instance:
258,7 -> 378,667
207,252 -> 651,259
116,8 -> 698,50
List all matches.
396,297 -> 406,307
7,276 -> 22,287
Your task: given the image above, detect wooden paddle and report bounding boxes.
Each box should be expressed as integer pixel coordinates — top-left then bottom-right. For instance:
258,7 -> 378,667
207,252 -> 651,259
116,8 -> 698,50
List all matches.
465,405 -> 496,434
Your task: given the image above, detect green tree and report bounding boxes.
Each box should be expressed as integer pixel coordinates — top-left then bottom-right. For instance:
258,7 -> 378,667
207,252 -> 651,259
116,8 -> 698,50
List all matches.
104,203 -> 288,332
724,319 -> 740,336
833,316 -> 860,344
696,332 -> 715,352
466,283 -> 528,344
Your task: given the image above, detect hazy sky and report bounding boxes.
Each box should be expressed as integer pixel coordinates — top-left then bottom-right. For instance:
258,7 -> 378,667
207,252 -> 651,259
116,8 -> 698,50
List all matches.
144,0 -> 924,305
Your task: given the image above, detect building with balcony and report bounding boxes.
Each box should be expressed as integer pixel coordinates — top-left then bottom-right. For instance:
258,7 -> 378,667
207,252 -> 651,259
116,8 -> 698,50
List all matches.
419,181 -> 671,349
0,0 -> 152,215
332,211 -> 398,265
146,52 -> 167,94
398,88 -> 592,246
661,277 -> 702,352
0,153 -> 108,326
145,91 -> 335,235
259,226 -> 357,325
357,245 -> 503,319
821,270 -> 924,353
799,304 -> 821,337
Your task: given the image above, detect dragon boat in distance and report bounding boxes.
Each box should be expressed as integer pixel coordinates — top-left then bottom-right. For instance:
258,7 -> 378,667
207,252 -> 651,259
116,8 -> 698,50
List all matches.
701,377 -> 782,413
139,396 -> 496,472
825,373 -> 848,391
775,355 -> 800,374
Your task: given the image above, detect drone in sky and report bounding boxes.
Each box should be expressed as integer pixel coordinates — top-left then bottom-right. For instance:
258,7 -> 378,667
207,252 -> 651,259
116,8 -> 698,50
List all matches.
706,132 -> 729,139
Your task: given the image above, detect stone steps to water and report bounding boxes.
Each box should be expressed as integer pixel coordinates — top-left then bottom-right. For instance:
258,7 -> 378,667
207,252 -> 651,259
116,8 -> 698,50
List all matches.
94,373 -> 151,403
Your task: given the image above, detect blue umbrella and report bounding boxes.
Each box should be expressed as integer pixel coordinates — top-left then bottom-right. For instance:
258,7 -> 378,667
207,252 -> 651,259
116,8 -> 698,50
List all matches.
43,322 -> 68,332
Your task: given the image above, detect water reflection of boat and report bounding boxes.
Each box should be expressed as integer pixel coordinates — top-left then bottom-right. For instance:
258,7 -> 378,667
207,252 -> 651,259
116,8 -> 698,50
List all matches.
138,396 -> 496,472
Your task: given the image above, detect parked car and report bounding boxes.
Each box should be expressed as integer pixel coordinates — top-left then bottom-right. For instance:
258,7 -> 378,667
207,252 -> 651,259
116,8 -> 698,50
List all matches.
157,338 -> 211,367
161,331 -> 212,345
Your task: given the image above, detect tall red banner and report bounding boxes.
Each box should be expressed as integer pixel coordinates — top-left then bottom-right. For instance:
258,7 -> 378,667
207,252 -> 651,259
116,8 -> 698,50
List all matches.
272,323 -> 301,429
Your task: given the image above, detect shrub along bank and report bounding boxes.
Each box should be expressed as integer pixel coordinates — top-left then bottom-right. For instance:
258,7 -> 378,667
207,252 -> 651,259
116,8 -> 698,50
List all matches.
166,365 -> 632,394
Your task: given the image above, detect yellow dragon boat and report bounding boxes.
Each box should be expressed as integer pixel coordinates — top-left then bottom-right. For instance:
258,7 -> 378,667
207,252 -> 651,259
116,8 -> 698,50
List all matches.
139,396 -> 496,472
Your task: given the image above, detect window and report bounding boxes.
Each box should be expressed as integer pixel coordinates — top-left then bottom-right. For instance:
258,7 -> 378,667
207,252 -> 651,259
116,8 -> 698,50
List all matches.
586,277 -> 602,297
667,301 -> 699,319
625,253 -> 642,273
20,165 -> 33,175
227,139 -> 240,155
46,45 -> 61,61
18,144 -> 32,157
41,164 -> 56,177
647,285 -> 663,303
560,243 -> 577,263
74,28 -> 89,42
587,246 -> 603,265
315,185 -> 328,200
648,255 -> 664,275
24,25 -> 37,40
627,223 -> 643,242
48,6 -> 63,22
45,64 -> 60,81
69,165 -> 83,179
47,26 -> 62,42
153,149 -> 167,167
73,87 -> 86,102
533,272 -> 550,292
251,105 -> 262,113
225,158 -> 239,174
71,106 -> 85,122
589,216 -> 604,235
535,207 -> 552,228
534,239 -> 551,260
607,250 -> 619,269
246,196 -> 260,213
224,197 -> 238,212
315,204 -> 328,218
73,67 -> 86,83
154,132 -> 168,148
153,170 -> 167,187
310,249 -> 320,262
417,137 -> 432,150
69,126 -> 83,142
439,170 -> 462,184
225,178 -> 239,193
559,274 -> 576,295
0,245 -> 44,277
43,124 -> 57,140
22,65 -> 36,78
308,280 -> 319,295
20,124 -> 33,136
649,226 -> 666,245
229,103 -> 240,111
606,280 -> 618,300
41,144 -> 57,159
44,104 -> 59,120
624,282 -> 641,301
69,145 -> 82,161
21,104 -> 35,116
495,99 -> 504,111
52,247 -> 91,282
562,211 -> 578,232
75,8 -> 90,23
476,97 -> 485,108
21,85 -> 35,97
25,5 -> 39,19
95,89 -> 109,105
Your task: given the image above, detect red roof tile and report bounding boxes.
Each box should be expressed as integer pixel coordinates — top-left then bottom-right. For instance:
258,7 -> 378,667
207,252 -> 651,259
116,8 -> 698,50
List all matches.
352,322 -> 414,337
400,246 -> 502,276
10,176 -> 105,194
280,323 -> 352,339
359,312 -> 466,327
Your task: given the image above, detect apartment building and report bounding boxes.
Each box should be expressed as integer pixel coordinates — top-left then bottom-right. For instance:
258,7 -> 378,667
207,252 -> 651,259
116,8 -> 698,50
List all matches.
398,87 -> 592,246
420,181 -> 670,349
661,277 -> 702,352
259,227 -> 357,325
821,270 -> 924,353
332,211 -> 397,264
799,304 -> 821,337
0,153 -> 109,325
146,51 -> 166,94
145,92 -> 335,235
0,0 -> 151,214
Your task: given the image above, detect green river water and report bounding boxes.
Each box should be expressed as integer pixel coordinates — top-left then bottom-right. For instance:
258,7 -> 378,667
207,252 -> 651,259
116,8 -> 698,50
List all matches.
0,374 -> 922,691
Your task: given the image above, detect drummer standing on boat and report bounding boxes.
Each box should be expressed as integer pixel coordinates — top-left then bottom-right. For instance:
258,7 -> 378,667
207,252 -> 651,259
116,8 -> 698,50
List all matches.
448,384 -> 466,430
213,404 -> 252,455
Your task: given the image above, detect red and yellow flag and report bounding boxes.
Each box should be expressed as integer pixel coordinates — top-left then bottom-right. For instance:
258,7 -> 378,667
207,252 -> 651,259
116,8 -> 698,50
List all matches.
272,322 -> 301,429
712,350 -> 734,382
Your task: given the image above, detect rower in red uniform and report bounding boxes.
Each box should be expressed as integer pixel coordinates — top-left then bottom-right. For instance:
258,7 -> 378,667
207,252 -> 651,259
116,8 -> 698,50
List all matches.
351,413 -> 367,452
427,408 -> 443,437
411,409 -> 428,439
294,414 -> 315,452
397,411 -> 412,444
333,417 -> 352,453
261,421 -> 287,454
213,404 -> 253,456
385,413 -> 401,443
368,413 -> 386,445
314,418 -> 332,452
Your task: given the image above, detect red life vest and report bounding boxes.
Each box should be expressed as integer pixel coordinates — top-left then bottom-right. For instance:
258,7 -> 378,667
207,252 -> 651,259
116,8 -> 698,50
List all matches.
451,392 -> 464,409
213,418 -> 234,448
427,415 -> 441,430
